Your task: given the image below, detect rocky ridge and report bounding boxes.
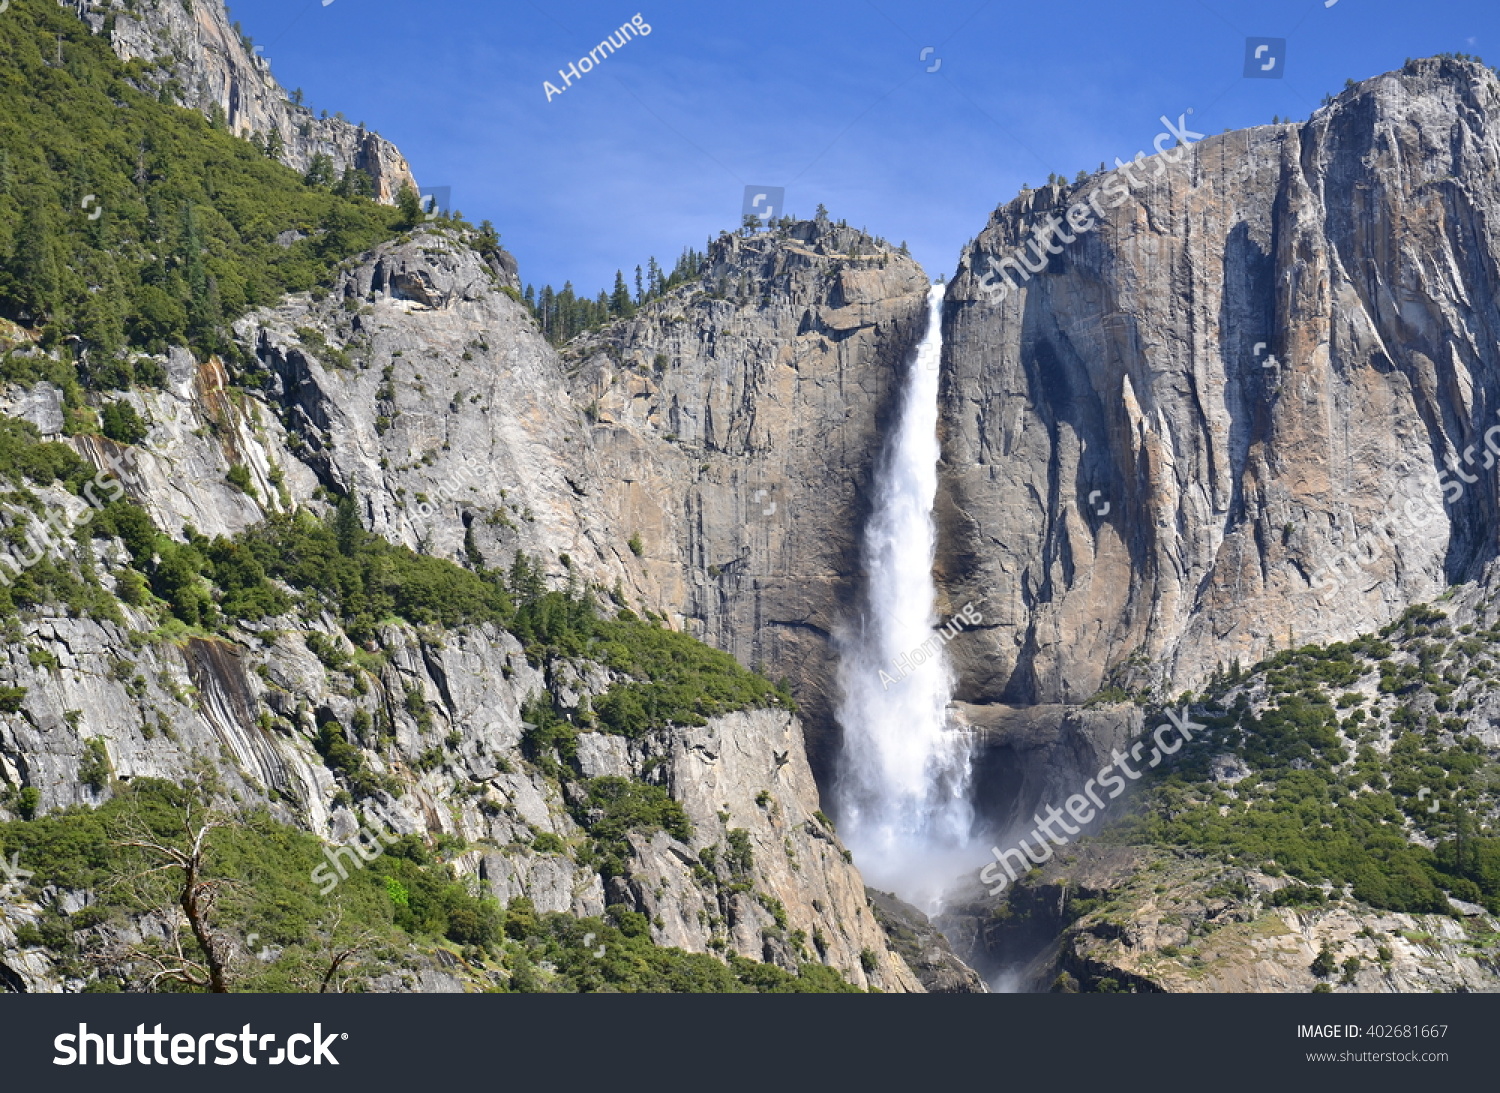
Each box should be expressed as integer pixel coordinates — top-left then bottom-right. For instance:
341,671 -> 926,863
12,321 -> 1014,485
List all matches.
62,0 -> 417,202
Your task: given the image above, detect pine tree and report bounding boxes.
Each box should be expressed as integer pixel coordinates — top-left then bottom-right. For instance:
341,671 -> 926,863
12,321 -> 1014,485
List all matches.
304,153 -> 336,188
475,220 -> 502,259
610,270 -> 632,316
559,282 -> 577,339
508,551 -> 546,606
463,523 -> 484,571
10,186 -> 62,320
334,492 -> 362,557
537,285 -> 554,337
195,273 -> 224,352
396,183 -> 424,228
79,252 -> 127,359
334,166 -> 372,199
179,202 -> 213,346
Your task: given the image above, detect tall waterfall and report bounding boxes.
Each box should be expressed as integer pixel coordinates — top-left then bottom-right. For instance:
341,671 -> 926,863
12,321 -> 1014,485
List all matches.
834,281 -> 974,910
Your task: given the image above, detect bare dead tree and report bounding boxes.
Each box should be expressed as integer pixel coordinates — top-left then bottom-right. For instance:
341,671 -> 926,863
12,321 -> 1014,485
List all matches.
319,940 -> 375,993
89,772 -> 394,994
109,791 -> 236,993
310,908 -> 378,994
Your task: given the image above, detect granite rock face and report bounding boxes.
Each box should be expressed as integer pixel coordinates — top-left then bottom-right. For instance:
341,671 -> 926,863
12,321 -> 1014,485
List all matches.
565,221 -> 931,776
571,707 -> 925,991
867,888 -> 988,992
939,845 -> 1500,994
939,58 -> 1500,706
63,0 -> 417,202
958,702 -> 1142,839
239,227 -> 644,603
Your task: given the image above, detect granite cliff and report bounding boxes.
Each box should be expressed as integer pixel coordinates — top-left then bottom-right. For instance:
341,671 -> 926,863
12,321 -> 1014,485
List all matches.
941,57 -> 1500,709
563,222 -> 931,778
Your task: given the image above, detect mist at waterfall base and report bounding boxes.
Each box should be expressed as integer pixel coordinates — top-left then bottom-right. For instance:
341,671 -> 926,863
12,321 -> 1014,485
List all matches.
833,282 -> 977,911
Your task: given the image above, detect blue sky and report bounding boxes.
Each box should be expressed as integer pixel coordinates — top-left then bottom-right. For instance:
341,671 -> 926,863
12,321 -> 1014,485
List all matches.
227,0 -> 1498,296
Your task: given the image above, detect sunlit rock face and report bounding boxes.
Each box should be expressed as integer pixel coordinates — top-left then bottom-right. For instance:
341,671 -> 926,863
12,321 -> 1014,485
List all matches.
940,58 -> 1500,705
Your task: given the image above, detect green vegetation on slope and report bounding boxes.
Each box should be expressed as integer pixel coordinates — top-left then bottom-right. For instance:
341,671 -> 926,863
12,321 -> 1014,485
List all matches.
1105,606 -> 1500,914
0,0 -> 412,368
0,778 -> 857,992
0,778 -> 491,991
502,900 -> 859,993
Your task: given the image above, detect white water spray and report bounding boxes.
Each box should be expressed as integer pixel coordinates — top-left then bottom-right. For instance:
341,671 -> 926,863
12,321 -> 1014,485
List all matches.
834,282 -> 974,909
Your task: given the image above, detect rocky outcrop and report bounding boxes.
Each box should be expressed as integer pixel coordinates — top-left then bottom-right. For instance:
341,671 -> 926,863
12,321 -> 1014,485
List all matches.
959,702 -> 1141,838
570,708 -> 923,990
565,221 -> 931,776
940,57 -> 1500,706
940,845 -> 1500,993
63,0 -> 417,201
868,888 -> 987,992
239,226 -> 644,602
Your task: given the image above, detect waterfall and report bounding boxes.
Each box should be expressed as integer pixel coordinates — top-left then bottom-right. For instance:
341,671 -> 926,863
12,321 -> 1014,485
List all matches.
834,281 -> 974,910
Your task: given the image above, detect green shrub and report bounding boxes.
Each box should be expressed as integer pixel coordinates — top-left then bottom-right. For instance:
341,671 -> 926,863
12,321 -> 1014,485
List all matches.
725,827 -> 754,877
1105,616 -> 1500,917
78,738 -> 111,792
225,463 -> 255,497
1271,885 -> 1326,907
1310,944 -> 1337,978
580,777 -> 691,845
99,403 -> 148,445
589,616 -> 785,736
314,720 -> 382,799
0,417 -> 91,487
497,900 -> 858,993
232,507 -> 512,642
